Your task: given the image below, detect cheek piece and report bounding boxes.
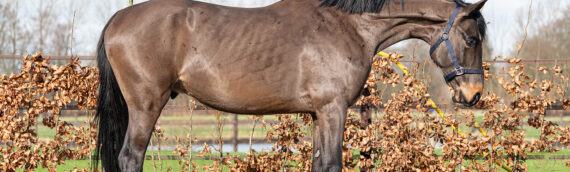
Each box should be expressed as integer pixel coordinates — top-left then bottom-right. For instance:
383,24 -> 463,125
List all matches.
429,4 -> 484,82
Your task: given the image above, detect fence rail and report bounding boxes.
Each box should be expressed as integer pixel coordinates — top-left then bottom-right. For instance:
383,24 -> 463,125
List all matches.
60,102 -> 568,111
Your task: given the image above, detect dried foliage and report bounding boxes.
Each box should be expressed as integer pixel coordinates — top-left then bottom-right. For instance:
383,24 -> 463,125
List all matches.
225,54 -> 570,171
230,114 -> 313,171
0,52 -> 98,171
1,52 -> 569,171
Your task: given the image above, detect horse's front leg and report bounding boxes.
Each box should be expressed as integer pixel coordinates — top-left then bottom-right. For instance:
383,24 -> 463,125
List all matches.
311,99 -> 347,172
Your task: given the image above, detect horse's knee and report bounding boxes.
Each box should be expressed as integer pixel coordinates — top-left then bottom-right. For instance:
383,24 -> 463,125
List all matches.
312,161 -> 342,172
118,147 -> 135,171
311,101 -> 346,172
119,145 -> 146,172
119,126 -> 154,172
325,165 -> 342,172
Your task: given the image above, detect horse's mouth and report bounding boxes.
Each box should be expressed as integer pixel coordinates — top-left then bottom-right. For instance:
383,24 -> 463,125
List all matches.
452,92 -> 481,108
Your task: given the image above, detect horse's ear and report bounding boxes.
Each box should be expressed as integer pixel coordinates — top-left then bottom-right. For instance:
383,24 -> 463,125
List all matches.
464,0 -> 487,14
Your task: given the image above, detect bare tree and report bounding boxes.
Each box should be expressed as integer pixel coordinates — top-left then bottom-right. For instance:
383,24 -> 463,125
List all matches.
516,6 -> 570,60
513,0 -> 566,58
34,0 -> 58,53
0,0 -> 29,74
0,1 -> 18,54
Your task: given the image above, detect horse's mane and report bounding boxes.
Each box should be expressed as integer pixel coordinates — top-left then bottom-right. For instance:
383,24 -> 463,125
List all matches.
320,0 -> 486,40
319,0 -> 403,14
454,0 -> 487,41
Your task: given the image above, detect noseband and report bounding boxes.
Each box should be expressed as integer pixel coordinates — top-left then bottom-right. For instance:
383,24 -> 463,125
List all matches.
429,4 -> 484,82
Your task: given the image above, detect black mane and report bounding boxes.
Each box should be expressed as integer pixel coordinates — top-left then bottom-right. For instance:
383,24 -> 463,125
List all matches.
319,0 -> 403,14
454,0 -> 487,40
320,0 -> 486,40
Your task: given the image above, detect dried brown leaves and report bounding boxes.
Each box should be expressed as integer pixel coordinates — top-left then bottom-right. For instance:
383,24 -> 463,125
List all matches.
228,53 -> 570,171
0,53 -> 98,171
2,52 -> 569,171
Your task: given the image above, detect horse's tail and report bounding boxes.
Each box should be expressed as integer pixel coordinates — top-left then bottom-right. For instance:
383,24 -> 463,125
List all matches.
94,14 -> 128,172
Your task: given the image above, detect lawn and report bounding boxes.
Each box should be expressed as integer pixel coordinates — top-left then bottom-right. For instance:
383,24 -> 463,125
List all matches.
27,150 -> 570,171
29,111 -> 570,171
34,160 -> 214,172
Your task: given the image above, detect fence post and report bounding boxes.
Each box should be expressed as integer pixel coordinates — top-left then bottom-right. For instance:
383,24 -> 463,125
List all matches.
129,0 -> 133,6
359,89 -> 372,172
360,87 -> 372,129
560,111 -> 564,126
233,114 -> 238,152
360,104 -> 372,129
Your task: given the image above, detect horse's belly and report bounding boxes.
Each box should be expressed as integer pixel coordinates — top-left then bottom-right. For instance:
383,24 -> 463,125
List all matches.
175,67 -> 311,114
184,86 -> 308,114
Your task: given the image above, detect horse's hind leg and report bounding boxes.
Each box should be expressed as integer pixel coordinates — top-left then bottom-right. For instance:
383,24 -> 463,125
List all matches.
118,87 -> 171,172
311,99 -> 347,172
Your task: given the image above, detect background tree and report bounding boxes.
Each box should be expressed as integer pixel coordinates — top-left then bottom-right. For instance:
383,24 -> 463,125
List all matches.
516,6 -> 570,60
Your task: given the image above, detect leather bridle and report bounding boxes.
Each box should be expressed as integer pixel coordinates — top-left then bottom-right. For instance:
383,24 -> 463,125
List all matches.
429,4 -> 484,82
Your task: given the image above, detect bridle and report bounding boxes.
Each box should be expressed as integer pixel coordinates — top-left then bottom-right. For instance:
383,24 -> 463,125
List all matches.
429,4 -> 484,82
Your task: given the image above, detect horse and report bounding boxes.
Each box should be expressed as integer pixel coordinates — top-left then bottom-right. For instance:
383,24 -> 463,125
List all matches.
94,0 -> 488,171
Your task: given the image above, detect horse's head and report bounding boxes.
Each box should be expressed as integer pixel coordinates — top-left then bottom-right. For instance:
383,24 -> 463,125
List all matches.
429,0 -> 487,107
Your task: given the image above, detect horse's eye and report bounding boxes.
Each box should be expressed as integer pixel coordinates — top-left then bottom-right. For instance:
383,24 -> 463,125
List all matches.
466,39 -> 477,47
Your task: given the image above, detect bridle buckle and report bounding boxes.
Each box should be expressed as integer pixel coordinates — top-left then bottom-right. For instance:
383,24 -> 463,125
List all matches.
455,67 -> 464,76
441,33 -> 449,41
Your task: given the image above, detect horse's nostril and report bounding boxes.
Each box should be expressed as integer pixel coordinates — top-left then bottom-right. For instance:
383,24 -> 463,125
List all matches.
468,93 -> 481,106
457,91 -> 465,103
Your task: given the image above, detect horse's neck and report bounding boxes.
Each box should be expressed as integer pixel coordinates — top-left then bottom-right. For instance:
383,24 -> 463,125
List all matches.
347,0 -> 456,52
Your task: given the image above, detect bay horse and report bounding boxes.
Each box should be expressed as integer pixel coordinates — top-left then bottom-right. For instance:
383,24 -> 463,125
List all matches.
95,0 -> 488,171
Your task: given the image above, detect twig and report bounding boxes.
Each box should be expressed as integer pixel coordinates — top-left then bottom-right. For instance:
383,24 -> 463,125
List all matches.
249,116 -> 258,154
157,131 -> 163,172
516,0 -> 533,58
515,1 -> 533,170
69,11 -> 76,58
150,136 -> 156,172
216,111 -> 223,161
188,100 -> 195,172
86,109 -> 92,172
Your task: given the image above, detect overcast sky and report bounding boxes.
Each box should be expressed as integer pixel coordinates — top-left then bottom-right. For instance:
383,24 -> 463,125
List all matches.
13,0 -> 570,57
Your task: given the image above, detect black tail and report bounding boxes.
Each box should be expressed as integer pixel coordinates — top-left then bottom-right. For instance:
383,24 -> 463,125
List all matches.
94,15 -> 128,172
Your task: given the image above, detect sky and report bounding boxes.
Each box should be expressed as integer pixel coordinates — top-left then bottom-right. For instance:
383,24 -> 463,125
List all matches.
11,0 -> 570,57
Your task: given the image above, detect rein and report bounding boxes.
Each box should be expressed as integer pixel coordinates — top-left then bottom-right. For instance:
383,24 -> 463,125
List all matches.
429,4 -> 484,82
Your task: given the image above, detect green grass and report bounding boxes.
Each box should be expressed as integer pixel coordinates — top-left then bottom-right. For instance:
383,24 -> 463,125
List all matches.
433,149 -> 570,171
433,149 -> 570,156
29,111 -> 570,171
36,159 -> 569,172
33,160 -> 217,172
37,125 -> 56,139
32,152 -> 250,172
30,150 -> 570,171
525,160 -> 569,171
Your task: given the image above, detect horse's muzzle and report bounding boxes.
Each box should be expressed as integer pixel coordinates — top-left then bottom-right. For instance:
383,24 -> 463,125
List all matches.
455,90 -> 481,107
